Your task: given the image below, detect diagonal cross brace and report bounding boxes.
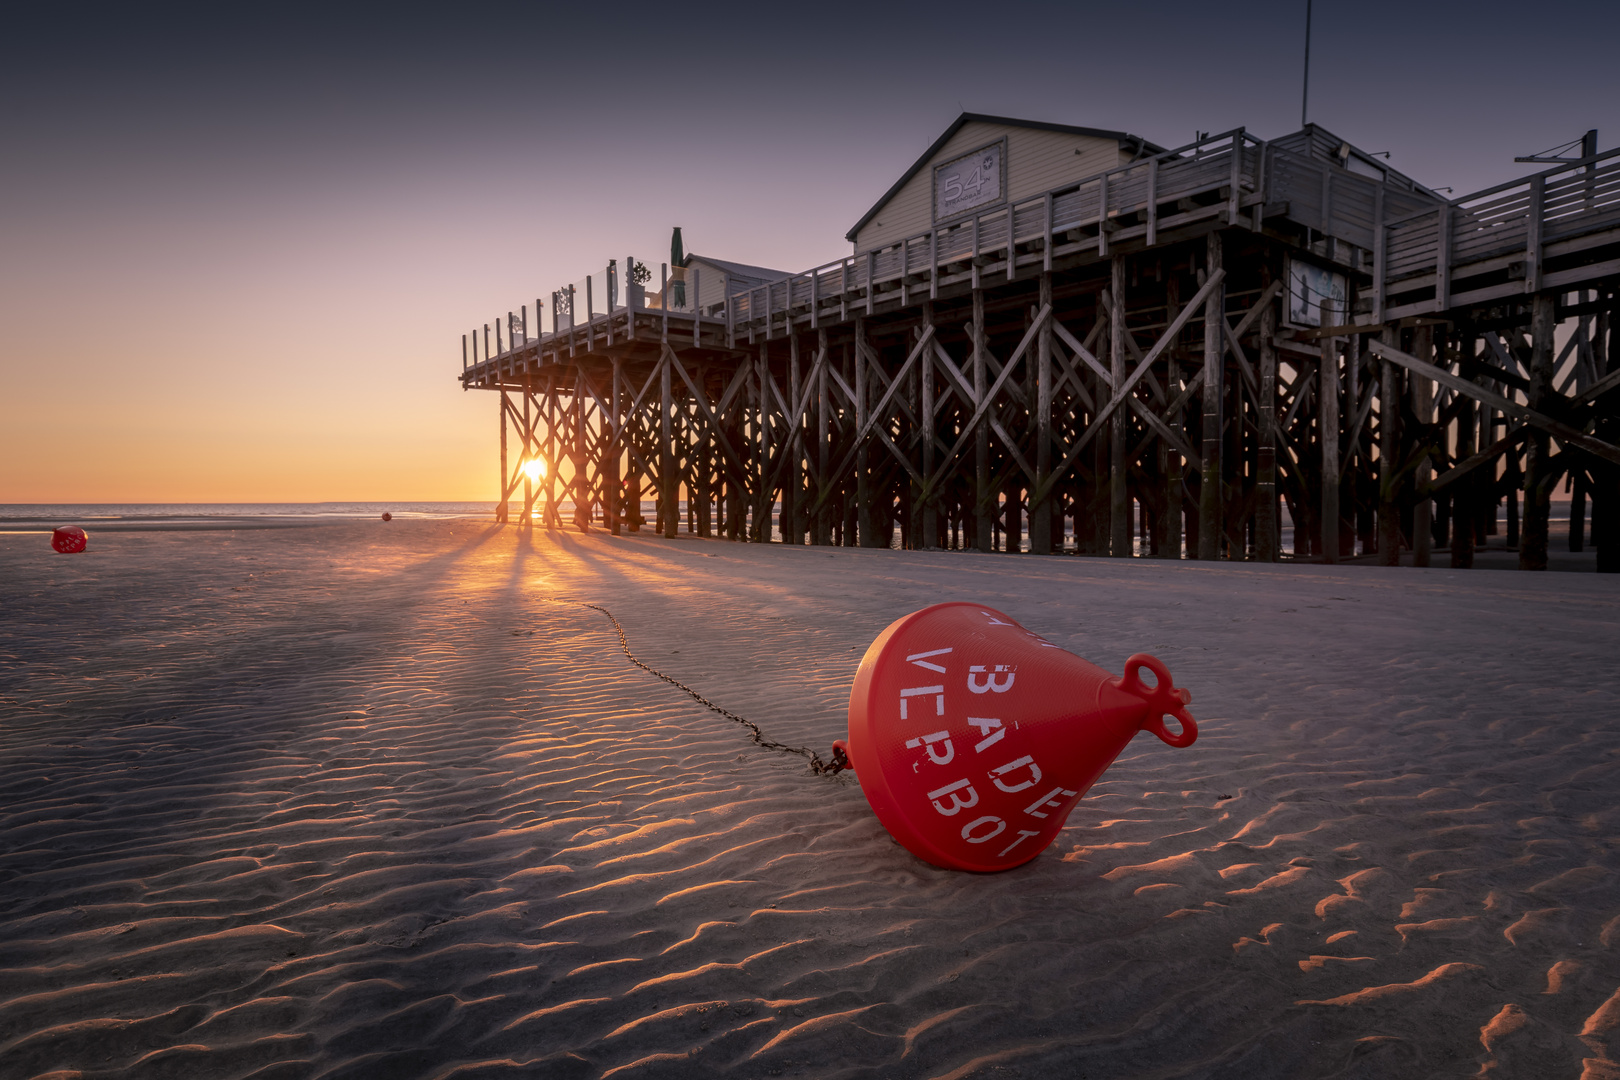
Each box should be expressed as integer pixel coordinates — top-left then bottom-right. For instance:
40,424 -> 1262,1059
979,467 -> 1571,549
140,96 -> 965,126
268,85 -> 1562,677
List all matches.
1368,339 -> 1620,467
1034,267 -> 1226,505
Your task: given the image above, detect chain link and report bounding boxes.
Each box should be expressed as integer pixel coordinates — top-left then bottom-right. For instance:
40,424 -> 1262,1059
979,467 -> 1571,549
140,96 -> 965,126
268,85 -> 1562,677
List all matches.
545,599 -> 848,776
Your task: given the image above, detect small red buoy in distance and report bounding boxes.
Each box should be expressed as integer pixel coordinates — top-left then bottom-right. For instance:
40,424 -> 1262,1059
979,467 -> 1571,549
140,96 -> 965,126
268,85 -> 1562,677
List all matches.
381,512 -> 392,522
52,526 -> 88,554
833,602 -> 1197,872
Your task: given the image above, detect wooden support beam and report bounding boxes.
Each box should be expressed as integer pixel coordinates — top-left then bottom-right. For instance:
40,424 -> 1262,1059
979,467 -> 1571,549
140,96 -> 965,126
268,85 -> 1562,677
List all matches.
1256,293 -> 1278,560
973,288 -> 991,551
1109,256 -> 1129,557
1162,274 -> 1186,559
1320,311 -> 1340,563
1411,325 -> 1435,566
1032,272 -> 1054,554
1032,268 -> 1225,508
1521,295 -> 1556,570
1198,233 -> 1225,560
1367,340 -> 1620,467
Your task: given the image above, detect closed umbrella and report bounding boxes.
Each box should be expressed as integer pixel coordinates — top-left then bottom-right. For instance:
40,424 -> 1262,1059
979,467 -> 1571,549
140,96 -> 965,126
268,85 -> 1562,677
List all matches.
670,227 -> 687,309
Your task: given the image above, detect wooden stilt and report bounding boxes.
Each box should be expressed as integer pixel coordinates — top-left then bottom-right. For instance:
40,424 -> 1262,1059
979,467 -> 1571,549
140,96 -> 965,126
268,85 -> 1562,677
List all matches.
1256,294 -> 1278,560
1162,275 -> 1185,559
972,288 -> 991,552
1110,256 -> 1129,557
1197,232 -> 1225,559
921,304 -> 938,549
1032,272 -> 1054,554
1411,325 -> 1434,566
661,350 -> 676,539
1320,304 -> 1340,564
1378,326 -> 1402,564
1451,332 -> 1478,568
788,333 -> 802,544
498,389 -> 509,523
1521,293 -> 1557,570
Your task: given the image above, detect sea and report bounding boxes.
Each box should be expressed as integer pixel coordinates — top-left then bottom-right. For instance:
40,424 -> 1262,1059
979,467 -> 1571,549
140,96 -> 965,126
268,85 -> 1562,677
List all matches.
0,503 -> 498,532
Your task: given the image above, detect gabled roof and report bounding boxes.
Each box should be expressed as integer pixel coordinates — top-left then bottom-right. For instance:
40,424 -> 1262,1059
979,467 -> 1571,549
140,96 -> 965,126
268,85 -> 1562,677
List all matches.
845,113 -> 1164,242
687,254 -> 791,285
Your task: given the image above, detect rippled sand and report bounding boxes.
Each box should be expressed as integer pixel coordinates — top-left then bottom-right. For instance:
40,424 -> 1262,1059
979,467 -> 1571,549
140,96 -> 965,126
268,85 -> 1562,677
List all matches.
2,521 -> 1617,1079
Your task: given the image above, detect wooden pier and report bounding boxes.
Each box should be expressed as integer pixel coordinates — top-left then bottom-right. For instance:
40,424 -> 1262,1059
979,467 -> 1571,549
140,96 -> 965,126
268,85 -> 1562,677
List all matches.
459,120 -> 1620,571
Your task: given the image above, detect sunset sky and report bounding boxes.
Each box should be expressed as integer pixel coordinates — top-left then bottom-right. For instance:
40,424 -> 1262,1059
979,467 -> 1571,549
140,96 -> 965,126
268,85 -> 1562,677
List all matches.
3,1 -> 1616,503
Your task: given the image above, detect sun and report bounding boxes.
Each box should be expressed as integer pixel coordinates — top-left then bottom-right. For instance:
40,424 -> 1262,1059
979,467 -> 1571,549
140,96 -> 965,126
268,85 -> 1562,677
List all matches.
521,458 -> 546,482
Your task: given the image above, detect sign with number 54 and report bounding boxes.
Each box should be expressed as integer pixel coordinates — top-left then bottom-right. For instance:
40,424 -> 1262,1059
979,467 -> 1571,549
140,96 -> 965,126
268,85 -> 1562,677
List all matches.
934,140 -> 1004,222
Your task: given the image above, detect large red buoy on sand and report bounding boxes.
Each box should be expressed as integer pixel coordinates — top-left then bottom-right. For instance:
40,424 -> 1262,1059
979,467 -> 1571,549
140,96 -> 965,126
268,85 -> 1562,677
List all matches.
51,526 -> 87,554
834,602 -> 1197,872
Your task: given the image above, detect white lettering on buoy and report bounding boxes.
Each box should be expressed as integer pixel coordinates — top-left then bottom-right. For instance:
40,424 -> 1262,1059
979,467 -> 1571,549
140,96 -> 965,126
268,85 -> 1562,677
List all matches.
905,647 -> 952,673
997,829 -> 1042,857
988,755 -> 1042,793
927,778 -> 980,816
968,665 -> 1016,694
961,815 -> 1007,843
899,685 -> 945,719
966,717 -> 1005,753
904,730 -> 955,765
979,612 -> 1015,626
1022,786 -> 1078,819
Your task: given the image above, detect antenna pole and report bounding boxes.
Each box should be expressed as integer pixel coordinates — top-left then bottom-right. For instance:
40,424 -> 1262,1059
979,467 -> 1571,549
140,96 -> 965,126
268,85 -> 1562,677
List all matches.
1301,0 -> 1313,128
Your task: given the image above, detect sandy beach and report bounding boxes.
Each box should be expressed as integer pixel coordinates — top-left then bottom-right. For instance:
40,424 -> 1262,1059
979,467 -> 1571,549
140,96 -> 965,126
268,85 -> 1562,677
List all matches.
2,520 -> 1618,1079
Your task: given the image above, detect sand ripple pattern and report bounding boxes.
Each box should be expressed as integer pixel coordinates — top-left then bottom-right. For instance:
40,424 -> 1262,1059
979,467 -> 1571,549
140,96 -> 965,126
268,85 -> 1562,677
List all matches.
2,522 -> 1618,1079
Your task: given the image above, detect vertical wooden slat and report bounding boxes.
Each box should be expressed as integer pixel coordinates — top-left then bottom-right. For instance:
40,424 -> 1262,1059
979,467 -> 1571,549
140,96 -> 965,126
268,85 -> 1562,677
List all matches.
1043,193 -> 1054,272
1525,176 -> 1545,294
1228,129 -> 1244,223
1145,159 -> 1158,247
1372,186 -> 1387,323
1098,173 -> 1110,257
930,231 -> 939,300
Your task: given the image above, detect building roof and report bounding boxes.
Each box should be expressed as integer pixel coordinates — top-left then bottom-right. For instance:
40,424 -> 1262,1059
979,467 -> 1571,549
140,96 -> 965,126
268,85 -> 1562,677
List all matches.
844,113 -> 1165,243
687,254 -> 792,286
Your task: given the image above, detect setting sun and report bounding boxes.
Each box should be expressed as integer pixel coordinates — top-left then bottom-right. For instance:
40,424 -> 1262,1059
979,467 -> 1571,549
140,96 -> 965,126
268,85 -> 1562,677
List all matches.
521,458 -> 546,482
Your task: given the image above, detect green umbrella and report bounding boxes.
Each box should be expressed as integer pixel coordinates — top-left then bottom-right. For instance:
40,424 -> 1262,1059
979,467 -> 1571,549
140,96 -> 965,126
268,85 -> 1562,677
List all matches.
670,227 -> 687,308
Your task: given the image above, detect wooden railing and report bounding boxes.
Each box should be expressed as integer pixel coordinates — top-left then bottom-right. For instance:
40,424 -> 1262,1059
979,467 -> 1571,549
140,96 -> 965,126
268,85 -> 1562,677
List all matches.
722,128 -> 1266,333
1380,145 -> 1620,316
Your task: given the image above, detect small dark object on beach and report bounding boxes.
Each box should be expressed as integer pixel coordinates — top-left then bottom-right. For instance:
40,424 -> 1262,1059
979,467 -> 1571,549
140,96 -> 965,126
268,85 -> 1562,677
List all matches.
52,526 -> 87,553
381,512 -> 392,522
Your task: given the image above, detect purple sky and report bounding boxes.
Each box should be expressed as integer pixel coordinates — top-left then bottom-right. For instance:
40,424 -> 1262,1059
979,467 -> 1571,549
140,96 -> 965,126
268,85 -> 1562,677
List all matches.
3,1 -> 1615,501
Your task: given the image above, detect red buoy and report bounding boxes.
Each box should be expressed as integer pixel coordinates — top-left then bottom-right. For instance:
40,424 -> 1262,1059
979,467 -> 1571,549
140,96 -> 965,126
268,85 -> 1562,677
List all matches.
51,526 -> 87,554
381,512 -> 392,521
834,602 -> 1197,872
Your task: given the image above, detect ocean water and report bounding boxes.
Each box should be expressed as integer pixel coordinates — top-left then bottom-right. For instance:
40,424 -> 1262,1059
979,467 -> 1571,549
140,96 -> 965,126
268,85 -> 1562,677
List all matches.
0,503 -> 498,531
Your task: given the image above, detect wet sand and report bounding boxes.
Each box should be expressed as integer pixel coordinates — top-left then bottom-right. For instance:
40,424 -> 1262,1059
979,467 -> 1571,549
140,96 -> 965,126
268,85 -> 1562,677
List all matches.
1,521 -> 1617,1079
